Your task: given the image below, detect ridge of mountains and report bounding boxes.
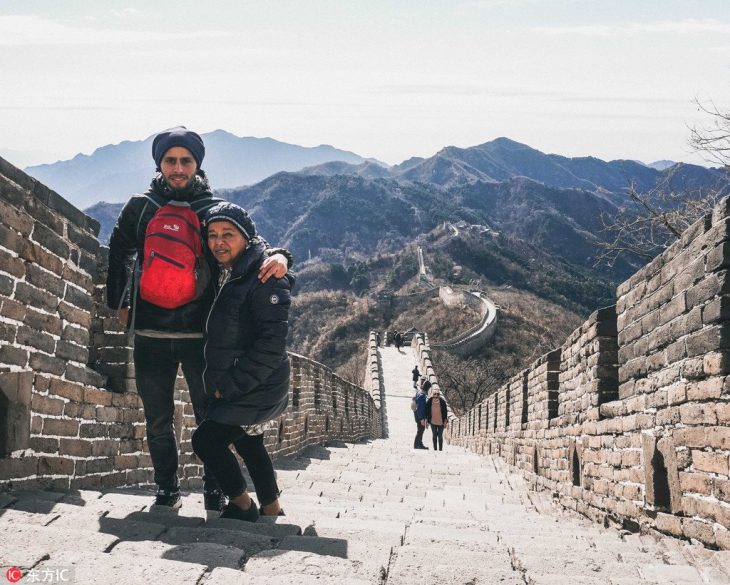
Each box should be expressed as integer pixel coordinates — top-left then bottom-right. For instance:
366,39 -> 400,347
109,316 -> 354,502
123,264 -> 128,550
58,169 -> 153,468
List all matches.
299,137 -> 722,194
83,136 -> 726,291
25,130 -> 374,209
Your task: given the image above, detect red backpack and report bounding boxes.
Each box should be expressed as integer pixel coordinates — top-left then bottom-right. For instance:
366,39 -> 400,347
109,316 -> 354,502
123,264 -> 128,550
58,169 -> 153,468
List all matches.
138,198 -> 211,309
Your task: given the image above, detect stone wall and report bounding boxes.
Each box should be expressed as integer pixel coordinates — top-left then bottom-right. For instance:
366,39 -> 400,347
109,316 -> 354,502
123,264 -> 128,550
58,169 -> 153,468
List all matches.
0,156 -> 382,491
450,196 -> 730,549
431,287 -> 498,355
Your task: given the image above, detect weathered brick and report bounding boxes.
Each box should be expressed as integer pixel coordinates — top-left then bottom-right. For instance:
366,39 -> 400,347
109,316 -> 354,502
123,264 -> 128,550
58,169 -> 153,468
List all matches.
31,222 -> 69,258
26,263 -> 66,297
680,402 -> 718,425
0,456 -> 38,480
683,517 -> 716,545
79,423 -> 108,438
14,281 -> 58,312
61,324 -> 89,346
679,471 -> 713,495
38,456 -> 74,476
30,393 -> 65,416
57,301 -> 91,327
95,406 -> 122,423
83,387 -> 113,406
64,283 -> 93,312
42,418 -> 80,437
55,340 -> 89,363
0,251 -> 25,278
28,434 -> 59,453
63,401 -> 95,420
16,326 -> 56,354
24,308 -> 63,336
1,297 -> 26,321
0,344 -> 28,366
28,352 -> 65,376
692,450 -> 729,475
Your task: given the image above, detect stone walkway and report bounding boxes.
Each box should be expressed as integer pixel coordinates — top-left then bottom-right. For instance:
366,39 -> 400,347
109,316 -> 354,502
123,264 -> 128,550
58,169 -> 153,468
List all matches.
2,347 -> 730,584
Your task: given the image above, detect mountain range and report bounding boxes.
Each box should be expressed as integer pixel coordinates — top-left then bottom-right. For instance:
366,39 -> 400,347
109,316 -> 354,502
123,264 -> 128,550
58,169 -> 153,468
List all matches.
25,130 -> 373,209
299,137 -> 723,194
84,137 -> 727,287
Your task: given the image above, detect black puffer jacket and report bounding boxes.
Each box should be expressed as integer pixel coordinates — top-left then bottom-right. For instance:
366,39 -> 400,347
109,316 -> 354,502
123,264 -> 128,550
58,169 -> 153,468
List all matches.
203,240 -> 291,426
106,173 -> 291,333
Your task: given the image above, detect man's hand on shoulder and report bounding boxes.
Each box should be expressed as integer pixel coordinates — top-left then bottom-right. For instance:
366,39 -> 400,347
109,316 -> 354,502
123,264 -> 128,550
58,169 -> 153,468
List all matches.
259,253 -> 288,283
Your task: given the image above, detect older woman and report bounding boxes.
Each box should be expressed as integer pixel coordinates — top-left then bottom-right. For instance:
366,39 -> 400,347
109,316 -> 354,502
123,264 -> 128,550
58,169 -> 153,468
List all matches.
192,202 -> 291,521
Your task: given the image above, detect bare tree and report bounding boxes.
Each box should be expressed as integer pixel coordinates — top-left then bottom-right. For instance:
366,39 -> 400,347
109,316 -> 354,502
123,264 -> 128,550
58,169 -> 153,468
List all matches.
596,177 -> 723,268
690,99 -> 730,166
596,105 -> 730,269
431,351 -> 500,416
336,352 -> 366,387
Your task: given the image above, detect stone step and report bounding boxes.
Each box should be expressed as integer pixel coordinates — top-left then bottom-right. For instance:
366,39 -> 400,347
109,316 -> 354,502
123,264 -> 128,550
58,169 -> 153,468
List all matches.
38,550 -> 207,585
243,548 -> 382,582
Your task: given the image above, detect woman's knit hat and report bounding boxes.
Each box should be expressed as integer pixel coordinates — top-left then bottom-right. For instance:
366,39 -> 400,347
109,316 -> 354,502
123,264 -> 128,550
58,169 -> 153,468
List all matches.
205,202 -> 256,240
152,126 -> 205,170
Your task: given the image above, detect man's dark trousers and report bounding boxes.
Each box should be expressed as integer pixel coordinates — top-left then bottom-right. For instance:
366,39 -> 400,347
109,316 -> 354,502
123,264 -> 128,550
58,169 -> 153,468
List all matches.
134,335 -> 217,491
414,420 -> 426,449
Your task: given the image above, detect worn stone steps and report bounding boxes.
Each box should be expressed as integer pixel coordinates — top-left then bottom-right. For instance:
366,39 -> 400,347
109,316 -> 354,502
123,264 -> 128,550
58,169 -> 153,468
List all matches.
2,346 -> 730,583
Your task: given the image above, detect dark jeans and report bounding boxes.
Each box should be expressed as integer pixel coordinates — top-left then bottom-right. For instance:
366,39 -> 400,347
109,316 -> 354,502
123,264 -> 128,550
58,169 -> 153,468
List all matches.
192,420 -> 280,505
414,420 -> 426,448
431,424 -> 444,451
134,335 -> 217,491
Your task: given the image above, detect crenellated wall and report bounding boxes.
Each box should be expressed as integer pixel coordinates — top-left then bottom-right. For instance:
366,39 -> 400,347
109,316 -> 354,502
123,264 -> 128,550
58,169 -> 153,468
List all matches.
0,156 -> 382,491
450,195 -> 730,548
431,287 -> 498,355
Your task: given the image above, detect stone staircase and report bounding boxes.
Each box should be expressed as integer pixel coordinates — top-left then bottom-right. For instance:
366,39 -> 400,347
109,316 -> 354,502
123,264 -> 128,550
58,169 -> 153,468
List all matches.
2,347 -> 730,584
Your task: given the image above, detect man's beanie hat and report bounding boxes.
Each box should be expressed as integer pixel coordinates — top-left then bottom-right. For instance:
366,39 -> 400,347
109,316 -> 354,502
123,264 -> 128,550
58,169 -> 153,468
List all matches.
205,202 -> 256,240
152,126 -> 205,170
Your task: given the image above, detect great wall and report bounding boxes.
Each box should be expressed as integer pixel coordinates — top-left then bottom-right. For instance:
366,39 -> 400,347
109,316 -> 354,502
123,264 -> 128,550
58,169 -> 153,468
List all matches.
4,155 -> 730,583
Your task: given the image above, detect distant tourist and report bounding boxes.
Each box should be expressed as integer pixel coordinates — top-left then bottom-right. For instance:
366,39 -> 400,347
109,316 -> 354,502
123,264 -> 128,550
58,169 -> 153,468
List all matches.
426,388 -> 448,451
106,127 -> 291,510
413,379 -> 429,449
394,331 -> 403,351
376,332 -> 381,347
411,365 -> 420,389
192,202 -> 292,521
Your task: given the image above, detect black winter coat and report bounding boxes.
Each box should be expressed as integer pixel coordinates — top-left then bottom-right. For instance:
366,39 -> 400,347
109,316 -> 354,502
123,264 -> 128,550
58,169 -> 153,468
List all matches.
203,240 -> 291,427
425,396 -> 448,425
106,173 -> 291,333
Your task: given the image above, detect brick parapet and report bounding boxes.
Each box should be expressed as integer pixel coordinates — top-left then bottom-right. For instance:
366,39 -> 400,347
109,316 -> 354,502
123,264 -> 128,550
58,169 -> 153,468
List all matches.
450,195 -> 730,549
0,156 -> 383,491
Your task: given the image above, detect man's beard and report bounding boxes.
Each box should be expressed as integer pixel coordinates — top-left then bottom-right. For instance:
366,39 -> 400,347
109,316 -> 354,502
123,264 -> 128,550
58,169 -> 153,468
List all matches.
164,175 -> 194,192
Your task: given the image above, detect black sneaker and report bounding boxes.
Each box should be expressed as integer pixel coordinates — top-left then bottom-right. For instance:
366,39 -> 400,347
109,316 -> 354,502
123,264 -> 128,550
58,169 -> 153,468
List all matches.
220,501 -> 259,522
204,489 -> 226,512
154,488 -> 181,508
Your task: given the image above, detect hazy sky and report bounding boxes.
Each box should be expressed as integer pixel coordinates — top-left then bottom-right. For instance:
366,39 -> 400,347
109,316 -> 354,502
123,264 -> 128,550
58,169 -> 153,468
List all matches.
1,0 -> 729,167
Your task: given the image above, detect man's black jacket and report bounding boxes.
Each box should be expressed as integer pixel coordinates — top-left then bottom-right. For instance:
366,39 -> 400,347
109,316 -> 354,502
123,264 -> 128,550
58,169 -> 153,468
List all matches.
106,173 -> 291,333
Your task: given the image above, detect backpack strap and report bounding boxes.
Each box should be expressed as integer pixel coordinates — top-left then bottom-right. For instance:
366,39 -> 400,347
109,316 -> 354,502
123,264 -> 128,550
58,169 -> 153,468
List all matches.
190,195 -> 224,217
143,192 -> 166,209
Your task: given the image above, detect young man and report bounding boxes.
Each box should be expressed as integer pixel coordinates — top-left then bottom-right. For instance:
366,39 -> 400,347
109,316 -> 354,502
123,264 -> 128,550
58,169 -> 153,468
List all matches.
106,127 -> 291,510
413,378 -> 429,450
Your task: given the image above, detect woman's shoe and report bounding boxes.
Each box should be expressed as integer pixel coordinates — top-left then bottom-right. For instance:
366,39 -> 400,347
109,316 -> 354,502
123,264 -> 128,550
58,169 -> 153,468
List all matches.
259,505 -> 285,517
220,500 -> 259,522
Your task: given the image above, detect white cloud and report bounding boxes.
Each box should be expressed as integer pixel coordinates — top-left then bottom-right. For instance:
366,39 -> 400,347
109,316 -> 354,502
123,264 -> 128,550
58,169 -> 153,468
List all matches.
0,14 -> 229,46
531,18 -> 730,36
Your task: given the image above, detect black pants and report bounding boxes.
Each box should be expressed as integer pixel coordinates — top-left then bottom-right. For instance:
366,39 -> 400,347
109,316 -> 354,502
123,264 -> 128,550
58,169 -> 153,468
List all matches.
192,419 -> 280,506
134,335 -> 217,491
431,424 -> 444,451
414,420 -> 426,448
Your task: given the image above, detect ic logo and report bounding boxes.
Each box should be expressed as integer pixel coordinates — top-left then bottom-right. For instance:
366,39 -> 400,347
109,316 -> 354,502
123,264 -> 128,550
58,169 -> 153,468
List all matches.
6,567 -> 22,583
